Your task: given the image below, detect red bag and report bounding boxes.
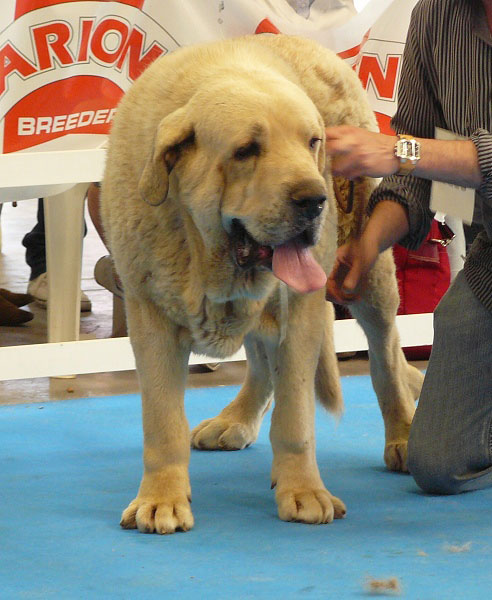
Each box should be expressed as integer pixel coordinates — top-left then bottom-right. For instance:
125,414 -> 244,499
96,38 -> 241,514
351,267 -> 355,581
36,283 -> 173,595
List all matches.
393,219 -> 451,360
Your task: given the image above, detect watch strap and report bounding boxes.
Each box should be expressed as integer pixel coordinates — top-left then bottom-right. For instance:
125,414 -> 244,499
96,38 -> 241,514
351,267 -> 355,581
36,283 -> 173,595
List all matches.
395,134 -> 420,176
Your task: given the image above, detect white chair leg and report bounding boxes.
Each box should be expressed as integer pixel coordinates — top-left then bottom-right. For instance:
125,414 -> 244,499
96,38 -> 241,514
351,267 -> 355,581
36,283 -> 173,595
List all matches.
44,183 -> 88,343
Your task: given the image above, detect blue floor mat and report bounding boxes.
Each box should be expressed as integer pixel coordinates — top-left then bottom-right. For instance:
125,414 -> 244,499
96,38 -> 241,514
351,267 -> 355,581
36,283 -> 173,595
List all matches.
1,376 -> 491,599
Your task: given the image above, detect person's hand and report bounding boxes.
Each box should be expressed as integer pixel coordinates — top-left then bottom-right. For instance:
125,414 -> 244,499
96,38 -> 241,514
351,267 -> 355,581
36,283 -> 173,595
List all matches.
325,236 -> 379,305
325,125 -> 399,179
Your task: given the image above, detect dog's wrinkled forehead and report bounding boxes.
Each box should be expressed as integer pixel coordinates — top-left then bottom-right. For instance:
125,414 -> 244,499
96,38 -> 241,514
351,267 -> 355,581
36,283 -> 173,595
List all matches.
189,76 -> 322,151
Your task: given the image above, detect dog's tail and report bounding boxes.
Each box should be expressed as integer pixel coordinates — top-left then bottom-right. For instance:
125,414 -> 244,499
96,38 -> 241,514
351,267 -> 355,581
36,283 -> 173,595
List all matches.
315,302 -> 344,418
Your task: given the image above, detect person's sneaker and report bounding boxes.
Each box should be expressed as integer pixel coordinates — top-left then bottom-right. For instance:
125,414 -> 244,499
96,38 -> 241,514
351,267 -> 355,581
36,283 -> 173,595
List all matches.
27,272 -> 92,312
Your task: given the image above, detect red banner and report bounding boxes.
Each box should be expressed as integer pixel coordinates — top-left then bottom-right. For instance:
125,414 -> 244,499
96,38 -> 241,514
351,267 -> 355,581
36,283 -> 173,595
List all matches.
1,0 -> 415,153
3,76 -> 122,152
15,0 -> 145,19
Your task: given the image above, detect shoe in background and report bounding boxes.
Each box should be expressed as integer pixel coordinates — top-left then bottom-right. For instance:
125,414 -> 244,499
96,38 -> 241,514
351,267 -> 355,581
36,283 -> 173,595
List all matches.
0,288 -> 34,326
27,272 -> 92,312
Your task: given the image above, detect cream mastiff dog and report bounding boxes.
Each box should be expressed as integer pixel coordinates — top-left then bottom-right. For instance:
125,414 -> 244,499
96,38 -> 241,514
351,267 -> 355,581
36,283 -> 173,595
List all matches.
101,34 -> 424,534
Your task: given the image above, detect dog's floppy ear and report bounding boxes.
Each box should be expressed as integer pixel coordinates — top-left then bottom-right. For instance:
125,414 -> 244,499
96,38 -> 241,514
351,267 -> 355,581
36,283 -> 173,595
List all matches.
138,107 -> 195,206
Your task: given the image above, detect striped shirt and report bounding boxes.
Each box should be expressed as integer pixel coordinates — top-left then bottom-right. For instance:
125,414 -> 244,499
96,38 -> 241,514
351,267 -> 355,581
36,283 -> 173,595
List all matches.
368,0 -> 492,311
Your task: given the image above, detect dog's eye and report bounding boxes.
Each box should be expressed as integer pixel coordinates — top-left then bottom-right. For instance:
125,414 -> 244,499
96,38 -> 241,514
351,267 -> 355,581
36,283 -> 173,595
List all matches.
234,141 -> 261,160
309,137 -> 322,149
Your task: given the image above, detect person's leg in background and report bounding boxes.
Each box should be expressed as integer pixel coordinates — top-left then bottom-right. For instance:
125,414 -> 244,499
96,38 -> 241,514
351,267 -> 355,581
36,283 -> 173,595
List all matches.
87,182 -> 124,300
23,198 -> 92,312
22,199 -> 47,284
0,203 -> 34,325
87,183 -> 126,336
87,182 -> 109,250
407,271 -> 492,494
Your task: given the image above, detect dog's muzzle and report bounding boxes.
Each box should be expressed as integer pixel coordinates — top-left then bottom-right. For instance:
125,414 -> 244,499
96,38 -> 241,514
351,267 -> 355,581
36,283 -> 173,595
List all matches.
230,219 -> 274,270
292,194 -> 326,221
229,218 -> 327,294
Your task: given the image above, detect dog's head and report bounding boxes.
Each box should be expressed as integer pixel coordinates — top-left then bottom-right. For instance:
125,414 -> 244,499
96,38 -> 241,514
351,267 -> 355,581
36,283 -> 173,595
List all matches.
138,72 -> 332,294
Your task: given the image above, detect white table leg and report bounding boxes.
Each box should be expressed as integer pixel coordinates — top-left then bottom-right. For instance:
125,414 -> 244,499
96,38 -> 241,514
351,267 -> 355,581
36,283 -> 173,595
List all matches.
44,183 -> 88,343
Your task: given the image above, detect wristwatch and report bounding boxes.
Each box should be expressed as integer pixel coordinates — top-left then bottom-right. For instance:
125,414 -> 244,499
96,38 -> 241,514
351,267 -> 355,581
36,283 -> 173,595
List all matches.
394,134 -> 421,175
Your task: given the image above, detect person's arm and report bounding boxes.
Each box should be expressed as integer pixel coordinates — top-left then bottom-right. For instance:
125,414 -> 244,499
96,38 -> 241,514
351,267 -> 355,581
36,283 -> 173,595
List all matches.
359,2 -> 442,252
470,128 -> 492,205
325,127 -> 483,189
325,3 -> 492,306
325,201 -> 409,304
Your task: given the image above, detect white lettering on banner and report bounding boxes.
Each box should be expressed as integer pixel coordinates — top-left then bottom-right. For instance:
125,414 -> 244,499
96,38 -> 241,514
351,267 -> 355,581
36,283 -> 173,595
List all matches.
17,108 -> 116,136
36,117 -> 52,135
93,109 -> 109,125
17,118 -> 33,135
65,113 -> 79,130
0,17 -> 167,97
52,115 -> 66,133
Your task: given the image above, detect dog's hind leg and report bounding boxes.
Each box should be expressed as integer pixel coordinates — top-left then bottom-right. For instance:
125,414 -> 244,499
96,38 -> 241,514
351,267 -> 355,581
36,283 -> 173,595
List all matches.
190,335 -> 273,450
316,301 -> 344,417
348,249 -> 424,473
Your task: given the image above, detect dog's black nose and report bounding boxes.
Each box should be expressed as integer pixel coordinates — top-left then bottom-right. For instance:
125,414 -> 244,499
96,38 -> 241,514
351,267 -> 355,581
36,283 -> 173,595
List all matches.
293,194 -> 326,220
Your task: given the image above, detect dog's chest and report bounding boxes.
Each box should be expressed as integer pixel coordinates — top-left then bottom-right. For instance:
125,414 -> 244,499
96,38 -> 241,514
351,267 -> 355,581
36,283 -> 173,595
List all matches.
190,297 -> 262,358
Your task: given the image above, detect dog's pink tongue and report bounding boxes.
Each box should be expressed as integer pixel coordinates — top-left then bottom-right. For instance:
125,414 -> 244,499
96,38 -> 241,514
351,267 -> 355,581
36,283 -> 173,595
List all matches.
272,240 -> 327,293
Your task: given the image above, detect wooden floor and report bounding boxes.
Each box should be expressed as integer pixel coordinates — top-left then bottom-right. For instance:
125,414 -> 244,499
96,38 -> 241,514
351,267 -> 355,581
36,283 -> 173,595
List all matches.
0,199 -> 426,406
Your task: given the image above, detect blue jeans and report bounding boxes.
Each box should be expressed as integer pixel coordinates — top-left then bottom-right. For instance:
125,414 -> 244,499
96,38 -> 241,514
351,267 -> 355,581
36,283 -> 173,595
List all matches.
407,271 -> 492,494
22,199 -> 87,281
22,199 -> 47,281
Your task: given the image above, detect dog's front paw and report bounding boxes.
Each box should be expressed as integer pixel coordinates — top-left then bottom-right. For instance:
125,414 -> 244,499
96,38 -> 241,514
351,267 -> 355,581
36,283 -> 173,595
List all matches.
275,487 -> 346,524
120,495 -> 194,534
191,416 -> 259,450
384,441 -> 409,473
121,469 -> 194,534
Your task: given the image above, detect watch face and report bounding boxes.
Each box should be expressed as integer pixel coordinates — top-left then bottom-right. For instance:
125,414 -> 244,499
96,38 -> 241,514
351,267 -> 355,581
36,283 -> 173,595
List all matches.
398,139 -> 420,162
